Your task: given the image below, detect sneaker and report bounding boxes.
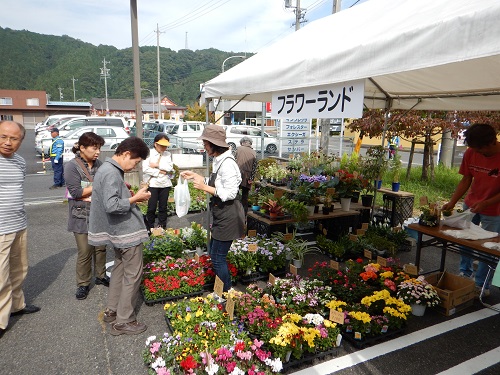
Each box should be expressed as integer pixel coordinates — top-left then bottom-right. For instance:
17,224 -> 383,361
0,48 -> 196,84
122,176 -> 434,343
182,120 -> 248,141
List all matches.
75,286 -> 89,300
103,309 -> 117,323
474,286 -> 490,299
109,321 -> 147,336
95,276 -> 110,287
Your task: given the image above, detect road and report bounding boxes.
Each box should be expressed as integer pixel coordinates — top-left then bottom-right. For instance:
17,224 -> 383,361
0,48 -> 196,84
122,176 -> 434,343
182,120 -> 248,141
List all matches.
2,131 -> 498,375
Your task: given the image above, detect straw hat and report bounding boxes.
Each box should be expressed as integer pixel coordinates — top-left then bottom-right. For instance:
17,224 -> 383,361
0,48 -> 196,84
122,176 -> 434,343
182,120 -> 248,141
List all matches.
198,124 -> 228,148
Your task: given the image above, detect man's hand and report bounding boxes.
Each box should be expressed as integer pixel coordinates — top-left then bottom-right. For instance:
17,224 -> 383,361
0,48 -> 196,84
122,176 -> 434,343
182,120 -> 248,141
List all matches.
441,202 -> 454,212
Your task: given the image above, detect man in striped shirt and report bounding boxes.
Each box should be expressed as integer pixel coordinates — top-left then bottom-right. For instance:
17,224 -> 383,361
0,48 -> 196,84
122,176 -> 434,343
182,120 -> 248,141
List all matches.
0,121 -> 40,338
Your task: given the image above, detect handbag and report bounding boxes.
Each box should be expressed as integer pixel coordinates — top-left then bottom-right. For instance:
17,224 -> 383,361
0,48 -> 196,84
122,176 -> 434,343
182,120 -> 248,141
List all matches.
65,158 -> 94,200
174,176 -> 191,218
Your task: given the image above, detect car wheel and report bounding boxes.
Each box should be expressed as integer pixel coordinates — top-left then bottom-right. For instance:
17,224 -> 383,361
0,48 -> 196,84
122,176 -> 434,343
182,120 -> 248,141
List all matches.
266,144 -> 278,154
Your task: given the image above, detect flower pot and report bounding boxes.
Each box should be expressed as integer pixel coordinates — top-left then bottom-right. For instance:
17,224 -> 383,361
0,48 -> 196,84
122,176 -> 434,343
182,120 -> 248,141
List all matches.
410,303 -> 426,316
322,206 -> 330,215
285,350 -> 292,362
391,182 -> 400,192
251,205 -> 260,212
245,269 -> 253,275
286,251 -> 293,260
292,258 -> 302,268
196,247 -> 205,256
269,212 -> 278,220
375,180 -> 383,189
340,197 -> 351,212
361,194 -> 374,207
351,191 -> 360,203
306,205 -> 316,216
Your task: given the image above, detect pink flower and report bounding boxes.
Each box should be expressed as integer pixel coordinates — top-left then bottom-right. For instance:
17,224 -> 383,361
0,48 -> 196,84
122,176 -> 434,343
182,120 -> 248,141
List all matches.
150,342 -> 161,354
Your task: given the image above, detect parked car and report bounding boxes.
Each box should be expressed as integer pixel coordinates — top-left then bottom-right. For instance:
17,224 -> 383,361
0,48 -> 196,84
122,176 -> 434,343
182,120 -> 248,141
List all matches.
35,117 -> 127,154
38,125 -> 130,158
34,114 -> 85,134
225,125 -> 278,154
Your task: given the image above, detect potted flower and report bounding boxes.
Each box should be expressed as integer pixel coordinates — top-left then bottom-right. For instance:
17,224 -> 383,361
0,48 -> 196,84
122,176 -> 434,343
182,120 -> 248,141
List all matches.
389,151 -> 402,192
249,185 -> 261,211
180,222 -> 208,254
360,145 -> 388,191
227,239 -> 259,275
262,198 -> 284,220
397,276 -> 441,316
282,199 -> 309,223
334,169 -> 362,211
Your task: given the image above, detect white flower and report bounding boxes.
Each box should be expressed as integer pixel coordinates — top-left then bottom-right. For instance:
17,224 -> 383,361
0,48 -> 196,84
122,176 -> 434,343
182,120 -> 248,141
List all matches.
151,357 -> 165,369
304,313 -> 324,325
229,367 -> 245,375
145,335 -> 157,346
205,363 -> 219,375
265,357 -> 284,372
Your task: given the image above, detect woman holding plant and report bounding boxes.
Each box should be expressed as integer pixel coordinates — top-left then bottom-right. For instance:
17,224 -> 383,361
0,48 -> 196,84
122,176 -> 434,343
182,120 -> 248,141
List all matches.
181,125 -> 245,292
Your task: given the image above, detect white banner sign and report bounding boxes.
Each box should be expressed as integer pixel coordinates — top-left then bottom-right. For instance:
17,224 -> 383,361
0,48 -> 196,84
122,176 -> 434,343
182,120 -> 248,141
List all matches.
271,80 -> 364,119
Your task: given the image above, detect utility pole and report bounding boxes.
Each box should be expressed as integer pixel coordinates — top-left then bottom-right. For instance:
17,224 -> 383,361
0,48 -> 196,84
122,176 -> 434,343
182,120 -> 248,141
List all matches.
156,24 -> 164,120
185,31 -> 188,49
130,0 -> 143,138
285,0 -> 306,30
71,77 -> 78,101
58,87 -> 64,101
100,58 -> 110,115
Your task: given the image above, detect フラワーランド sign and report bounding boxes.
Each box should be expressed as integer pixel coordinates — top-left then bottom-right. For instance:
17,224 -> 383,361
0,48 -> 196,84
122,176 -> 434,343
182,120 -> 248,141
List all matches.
271,80 -> 364,119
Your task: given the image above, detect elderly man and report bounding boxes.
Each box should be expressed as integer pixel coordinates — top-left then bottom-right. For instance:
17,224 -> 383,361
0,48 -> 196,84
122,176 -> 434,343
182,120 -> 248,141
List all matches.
0,121 -> 41,338
235,136 -> 257,213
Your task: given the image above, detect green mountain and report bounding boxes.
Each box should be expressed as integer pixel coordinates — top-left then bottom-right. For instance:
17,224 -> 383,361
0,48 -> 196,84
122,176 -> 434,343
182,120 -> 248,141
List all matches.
0,27 -> 249,106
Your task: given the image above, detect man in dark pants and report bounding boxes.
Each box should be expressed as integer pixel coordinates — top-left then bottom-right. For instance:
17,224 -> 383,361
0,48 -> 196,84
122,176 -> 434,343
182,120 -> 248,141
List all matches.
49,128 -> 65,189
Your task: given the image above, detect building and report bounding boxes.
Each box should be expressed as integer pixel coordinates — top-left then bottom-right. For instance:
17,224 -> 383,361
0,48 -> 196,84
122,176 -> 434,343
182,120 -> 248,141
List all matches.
0,89 -> 91,129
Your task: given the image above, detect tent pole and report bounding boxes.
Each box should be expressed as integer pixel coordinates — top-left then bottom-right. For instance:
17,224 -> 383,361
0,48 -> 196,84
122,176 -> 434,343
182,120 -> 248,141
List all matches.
205,98 -> 211,252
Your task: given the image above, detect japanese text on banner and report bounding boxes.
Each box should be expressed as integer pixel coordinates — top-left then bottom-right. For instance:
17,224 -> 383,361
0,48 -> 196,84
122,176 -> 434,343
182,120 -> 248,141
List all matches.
271,80 -> 364,119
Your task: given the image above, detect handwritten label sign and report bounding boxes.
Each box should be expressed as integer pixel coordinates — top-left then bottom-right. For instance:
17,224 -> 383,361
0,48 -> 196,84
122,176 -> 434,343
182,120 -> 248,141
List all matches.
376,256 -> 387,267
269,273 -> 276,285
356,229 -> 366,236
313,181 -> 320,188
364,249 -> 372,259
329,309 -> 344,324
247,230 -> 257,237
283,233 -> 293,241
361,223 -> 369,230
248,243 -> 258,252
290,264 -> 298,275
404,264 -> 419,275
420,196 -> 429,206
274,189 -> 284,199
214,276 -> 224,297
194,253 -> 200,262
323,228 -> 328,235
349,234 -> 357,241
226,296 -> 235,320
330,260 -> 339,270
326,188 -> 335,195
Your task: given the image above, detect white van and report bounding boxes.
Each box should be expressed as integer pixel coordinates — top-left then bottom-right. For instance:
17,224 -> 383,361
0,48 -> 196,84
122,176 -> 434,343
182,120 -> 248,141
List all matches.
34,114 -> 85,134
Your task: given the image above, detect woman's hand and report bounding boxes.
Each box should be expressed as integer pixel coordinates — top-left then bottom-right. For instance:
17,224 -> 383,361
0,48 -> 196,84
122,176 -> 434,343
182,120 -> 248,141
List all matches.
131,186 -> 151,204
181,171 -> 205,190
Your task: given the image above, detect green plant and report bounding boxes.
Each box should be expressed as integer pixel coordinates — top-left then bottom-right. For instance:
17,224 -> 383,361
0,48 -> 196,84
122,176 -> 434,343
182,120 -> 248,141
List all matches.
256,158 -> 278,179
282,199 -> 308,223
389,151 -> 402,183
359,145 -> 388,192
288,237 -> 320,262
143,234 -> 185,263
262,198 -> 284,215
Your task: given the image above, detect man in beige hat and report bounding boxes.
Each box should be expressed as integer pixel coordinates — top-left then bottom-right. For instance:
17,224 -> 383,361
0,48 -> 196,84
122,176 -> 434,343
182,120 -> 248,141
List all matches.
181,124 -> 245,292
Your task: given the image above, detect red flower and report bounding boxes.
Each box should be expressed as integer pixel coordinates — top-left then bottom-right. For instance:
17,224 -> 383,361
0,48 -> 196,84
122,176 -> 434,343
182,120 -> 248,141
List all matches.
180,355 -> 198,370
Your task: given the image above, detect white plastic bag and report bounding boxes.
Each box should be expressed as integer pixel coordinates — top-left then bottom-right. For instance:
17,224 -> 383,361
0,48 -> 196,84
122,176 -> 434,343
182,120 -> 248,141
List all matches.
441,209 -> 474,229
174,176 -> 191,218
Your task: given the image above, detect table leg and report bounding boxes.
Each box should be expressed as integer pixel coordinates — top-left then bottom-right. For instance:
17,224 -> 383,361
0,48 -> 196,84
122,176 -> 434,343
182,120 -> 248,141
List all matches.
440,241 -> 448,272
415,232 -> 423,269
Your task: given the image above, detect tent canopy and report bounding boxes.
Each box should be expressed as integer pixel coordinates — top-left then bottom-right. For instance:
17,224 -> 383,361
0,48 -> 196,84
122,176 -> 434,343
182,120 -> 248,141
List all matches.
204,0 -> 500,111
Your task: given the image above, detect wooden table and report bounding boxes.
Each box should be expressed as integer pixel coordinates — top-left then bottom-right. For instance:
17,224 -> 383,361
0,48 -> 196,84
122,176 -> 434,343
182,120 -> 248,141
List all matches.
408,223 -> 500,275
247,209 -> 360,239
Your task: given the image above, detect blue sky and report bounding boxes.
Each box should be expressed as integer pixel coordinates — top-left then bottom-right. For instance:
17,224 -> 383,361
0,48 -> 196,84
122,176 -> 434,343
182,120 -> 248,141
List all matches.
0,0 -> 367,53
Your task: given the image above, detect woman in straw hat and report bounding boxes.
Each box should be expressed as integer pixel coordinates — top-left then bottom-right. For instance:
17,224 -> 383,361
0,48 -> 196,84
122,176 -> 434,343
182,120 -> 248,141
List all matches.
142,133 -> 174,229
181,124 -> 245,292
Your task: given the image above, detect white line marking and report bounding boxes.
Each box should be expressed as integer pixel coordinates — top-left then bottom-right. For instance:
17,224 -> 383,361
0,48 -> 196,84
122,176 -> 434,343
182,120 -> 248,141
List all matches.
436,347 -> 500,375
290,304 -> 500,375
25,199 -> 64,206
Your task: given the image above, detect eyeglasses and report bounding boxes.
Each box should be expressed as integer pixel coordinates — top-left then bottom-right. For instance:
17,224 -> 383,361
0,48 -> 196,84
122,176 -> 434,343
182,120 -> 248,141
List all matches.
0,135 -> 22,144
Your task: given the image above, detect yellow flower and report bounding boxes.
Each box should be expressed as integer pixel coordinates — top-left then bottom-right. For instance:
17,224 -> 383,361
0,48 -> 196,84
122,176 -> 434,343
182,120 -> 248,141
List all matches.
380,271 -> 394,279
326,300 -> 348,311
185,313 -> 191,322
195,309 -> 203,317
164,303 -> 171,310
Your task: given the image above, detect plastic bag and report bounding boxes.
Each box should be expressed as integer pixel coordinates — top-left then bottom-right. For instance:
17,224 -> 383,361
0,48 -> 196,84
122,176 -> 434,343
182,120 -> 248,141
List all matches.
174,176 -> 191,218
441,209 -> 474,229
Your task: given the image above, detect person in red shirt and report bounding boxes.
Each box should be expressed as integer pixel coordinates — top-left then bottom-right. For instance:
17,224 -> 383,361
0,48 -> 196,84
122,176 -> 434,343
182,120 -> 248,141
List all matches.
442,123 -> 500,297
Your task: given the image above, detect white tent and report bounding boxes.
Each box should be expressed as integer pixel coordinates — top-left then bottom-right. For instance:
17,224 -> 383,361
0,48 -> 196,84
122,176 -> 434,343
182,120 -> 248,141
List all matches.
204,0 -> 500,111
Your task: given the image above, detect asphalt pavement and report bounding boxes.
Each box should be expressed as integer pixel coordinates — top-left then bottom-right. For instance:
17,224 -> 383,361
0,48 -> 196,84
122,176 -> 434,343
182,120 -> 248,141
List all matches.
1,133 -> 498,374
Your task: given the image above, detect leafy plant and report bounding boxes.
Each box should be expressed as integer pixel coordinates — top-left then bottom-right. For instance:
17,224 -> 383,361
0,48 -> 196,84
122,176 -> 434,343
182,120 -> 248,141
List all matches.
282,199 -> 308,223
262,198 -> 284,215
143,234 -> 185,263
288,237 -> 320,262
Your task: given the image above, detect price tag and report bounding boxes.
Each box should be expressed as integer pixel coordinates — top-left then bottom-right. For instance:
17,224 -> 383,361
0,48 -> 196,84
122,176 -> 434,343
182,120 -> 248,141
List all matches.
361,223 -> 369,230
330,260 -> 339,270
283,233 -> 293,241
420,196 -> 429,206
274,189 -> 284,198
403,264 -> 419,275
290,264 -> 298,275
313,181 -> 320,188
356,229 -> 366,236
247,230 -> 257,237
214,276 -> 224,297
393,226 -> 402,232
326,188 -> 335,195
269,273 -> 276,285
248,243 -> 258,252
376,256 -> 387,267
349,234 -> 357,241
323,228 -> 328,235
226,296 -> 235,320
364,249 -> 372,259
329,309 -> 344,324
194,253 -> 200,262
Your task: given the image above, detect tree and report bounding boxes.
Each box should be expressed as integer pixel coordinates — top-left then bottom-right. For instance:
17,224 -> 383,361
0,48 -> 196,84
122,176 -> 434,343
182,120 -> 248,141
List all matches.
184,101 -> 214,123
347,110 -> 500,181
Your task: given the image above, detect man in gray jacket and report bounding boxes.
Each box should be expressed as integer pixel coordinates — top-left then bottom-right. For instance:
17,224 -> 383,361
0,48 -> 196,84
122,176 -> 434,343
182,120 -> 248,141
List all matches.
89,137 -> 151,336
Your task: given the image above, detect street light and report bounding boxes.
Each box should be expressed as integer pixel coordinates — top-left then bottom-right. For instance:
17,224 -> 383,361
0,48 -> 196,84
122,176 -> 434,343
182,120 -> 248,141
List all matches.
221,55 -> 246,73
141,88 -> 155,119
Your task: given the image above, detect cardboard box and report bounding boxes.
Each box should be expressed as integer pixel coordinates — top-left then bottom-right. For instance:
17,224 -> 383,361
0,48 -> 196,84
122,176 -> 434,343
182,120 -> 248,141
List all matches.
425,272 -> 475,316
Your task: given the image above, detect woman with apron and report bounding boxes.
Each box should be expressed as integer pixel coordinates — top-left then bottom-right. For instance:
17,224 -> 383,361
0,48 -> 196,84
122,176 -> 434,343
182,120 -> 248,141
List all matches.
181,124 -> 245,292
